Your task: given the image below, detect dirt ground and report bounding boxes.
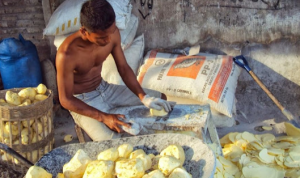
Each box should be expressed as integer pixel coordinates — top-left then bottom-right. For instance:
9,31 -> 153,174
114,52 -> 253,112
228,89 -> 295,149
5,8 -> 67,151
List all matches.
53,105 -> 92,148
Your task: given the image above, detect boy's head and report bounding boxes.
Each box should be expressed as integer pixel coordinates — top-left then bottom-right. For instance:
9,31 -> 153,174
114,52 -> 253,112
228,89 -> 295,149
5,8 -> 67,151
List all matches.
80,0 -> 117,46
80,0 -> 115,32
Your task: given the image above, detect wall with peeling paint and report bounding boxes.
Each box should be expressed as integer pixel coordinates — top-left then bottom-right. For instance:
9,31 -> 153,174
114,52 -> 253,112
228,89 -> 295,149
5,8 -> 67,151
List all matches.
131,0 -> 300,125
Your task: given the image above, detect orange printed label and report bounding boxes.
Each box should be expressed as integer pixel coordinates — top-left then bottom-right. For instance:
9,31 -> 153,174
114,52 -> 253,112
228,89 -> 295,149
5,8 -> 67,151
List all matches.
138,50 -> 158,84
167,55 -> 205,79
208,56 -> 233,102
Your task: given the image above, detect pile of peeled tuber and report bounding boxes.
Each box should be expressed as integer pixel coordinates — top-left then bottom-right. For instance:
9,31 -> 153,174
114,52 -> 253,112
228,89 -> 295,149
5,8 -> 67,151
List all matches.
25,143 -> 192,178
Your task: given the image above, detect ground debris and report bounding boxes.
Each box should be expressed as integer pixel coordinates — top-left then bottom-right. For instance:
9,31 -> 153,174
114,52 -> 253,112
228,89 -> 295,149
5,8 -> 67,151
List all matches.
0,163 -> 24,178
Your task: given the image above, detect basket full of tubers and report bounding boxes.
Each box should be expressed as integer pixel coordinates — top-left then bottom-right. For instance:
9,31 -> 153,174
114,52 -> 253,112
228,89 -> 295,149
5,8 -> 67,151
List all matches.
0,84 -> 54,174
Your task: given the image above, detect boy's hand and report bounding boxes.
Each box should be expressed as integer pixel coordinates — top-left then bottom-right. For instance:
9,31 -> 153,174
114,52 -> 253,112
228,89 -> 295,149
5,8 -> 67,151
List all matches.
141,95 -> 176,112
101,113 -> 130,133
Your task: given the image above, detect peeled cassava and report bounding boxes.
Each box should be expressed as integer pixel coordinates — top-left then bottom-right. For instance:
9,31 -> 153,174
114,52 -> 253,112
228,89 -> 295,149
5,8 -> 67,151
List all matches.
63,149 -> 92,178
25,165 -> 52,178
118,143 -> 133,158
115,158 -> 145,178
160,144 -> 185,166
83,160 -> 114,178
97,147 -> 119,162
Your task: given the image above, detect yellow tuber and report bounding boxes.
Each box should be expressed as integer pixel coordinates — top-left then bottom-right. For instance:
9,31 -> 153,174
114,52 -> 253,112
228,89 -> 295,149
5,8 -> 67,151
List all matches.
150,108 -> 168,117
22,119 -> 34,128
118,143 -> 133,158
136,154 -> 152,171
34,94 -> 48,101
27,150 -> 39,163
33,120 -> 43,135
18,88 -> 36,101
115,158 -> 145,178
4,122 -> 19,136
56,173 -> 65,178
129,149 -> 146,159
142,170 -> 165,178
36,83 -> 47,94
21,127 -> 33,144
32,132 -> 42,143
19,99 -> 32,106
160,144 -> 185,166
63,149 -> 92,178
158,156 -> 181,176
25,165 -> 52,178
169,167 -> 192,178
6,91 -> 21,106
83,160 -> 115,178
0,123 -> 10,139
97,147 -> 119,161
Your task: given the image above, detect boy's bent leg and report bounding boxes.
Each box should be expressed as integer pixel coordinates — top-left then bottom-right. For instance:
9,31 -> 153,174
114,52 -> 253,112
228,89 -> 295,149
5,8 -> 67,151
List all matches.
69,111 -> 121,141
104,83 -> 162,108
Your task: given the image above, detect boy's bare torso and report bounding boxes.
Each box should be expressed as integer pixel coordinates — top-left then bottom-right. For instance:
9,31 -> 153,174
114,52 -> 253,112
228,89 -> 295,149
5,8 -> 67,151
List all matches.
58,31 -> 114,94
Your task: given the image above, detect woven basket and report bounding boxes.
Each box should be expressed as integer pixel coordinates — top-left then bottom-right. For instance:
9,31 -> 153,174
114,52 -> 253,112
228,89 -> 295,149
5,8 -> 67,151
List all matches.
0,88 -> 54,174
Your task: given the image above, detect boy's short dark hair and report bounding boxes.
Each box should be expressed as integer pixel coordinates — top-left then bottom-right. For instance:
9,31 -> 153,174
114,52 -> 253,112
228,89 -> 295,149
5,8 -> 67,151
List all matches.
80,0 -> 115,32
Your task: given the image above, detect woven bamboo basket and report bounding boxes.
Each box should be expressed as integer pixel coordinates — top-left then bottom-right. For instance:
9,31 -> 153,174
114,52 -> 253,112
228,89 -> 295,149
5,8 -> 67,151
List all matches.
0,88 -> 54,174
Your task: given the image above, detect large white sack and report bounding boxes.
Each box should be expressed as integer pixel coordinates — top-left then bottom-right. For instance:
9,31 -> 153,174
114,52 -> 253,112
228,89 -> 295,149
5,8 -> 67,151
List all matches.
101,34 -> 145,85
137,51 -> 241,117
43,0 -> 132,36
53,14 -> 139,50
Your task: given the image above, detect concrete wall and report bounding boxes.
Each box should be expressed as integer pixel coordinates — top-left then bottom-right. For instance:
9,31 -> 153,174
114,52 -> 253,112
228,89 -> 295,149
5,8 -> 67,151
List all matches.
131,0 -> 300,124
0,0 -> 50,61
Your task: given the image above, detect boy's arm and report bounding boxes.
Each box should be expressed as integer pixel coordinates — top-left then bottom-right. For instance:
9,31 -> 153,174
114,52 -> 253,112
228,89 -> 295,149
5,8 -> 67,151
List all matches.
111,30 -> 174,112
56,50 -> 129,132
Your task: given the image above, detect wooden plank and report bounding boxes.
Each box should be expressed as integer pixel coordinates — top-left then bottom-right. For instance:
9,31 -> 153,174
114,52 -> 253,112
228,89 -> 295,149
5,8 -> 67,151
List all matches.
75,124 -> 86,143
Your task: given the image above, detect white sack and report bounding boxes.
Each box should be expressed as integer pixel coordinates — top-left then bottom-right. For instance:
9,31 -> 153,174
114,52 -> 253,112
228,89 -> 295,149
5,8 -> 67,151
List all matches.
101,34 -> 145,85
137,51 -> 241,117
53,14 -> 138,50
43,0 -> 132,36
119,14 -> 138,50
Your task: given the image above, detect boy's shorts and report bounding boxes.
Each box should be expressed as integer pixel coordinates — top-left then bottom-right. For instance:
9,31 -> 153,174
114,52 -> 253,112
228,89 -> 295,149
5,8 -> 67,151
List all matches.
69,79 -> 161,141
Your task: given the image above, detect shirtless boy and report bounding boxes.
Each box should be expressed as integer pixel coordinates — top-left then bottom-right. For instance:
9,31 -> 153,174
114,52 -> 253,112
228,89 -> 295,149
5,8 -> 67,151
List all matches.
56,0 -> 174,141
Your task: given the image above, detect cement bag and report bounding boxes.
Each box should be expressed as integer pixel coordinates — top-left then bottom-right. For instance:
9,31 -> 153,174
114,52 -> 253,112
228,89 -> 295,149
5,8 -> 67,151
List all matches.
43,0 -> 132,36
53,14 -> 138,50
0,34 -> 42,89
137,50 -> 241,117
101,34 -> 144,85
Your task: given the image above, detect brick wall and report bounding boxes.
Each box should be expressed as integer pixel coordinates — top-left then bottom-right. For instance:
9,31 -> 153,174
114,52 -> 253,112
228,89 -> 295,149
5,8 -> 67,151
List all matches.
0,0 -> 50,61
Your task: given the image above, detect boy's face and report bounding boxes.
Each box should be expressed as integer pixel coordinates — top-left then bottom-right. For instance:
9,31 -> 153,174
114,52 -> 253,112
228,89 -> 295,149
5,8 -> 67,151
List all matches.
82,22 -> 117,46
